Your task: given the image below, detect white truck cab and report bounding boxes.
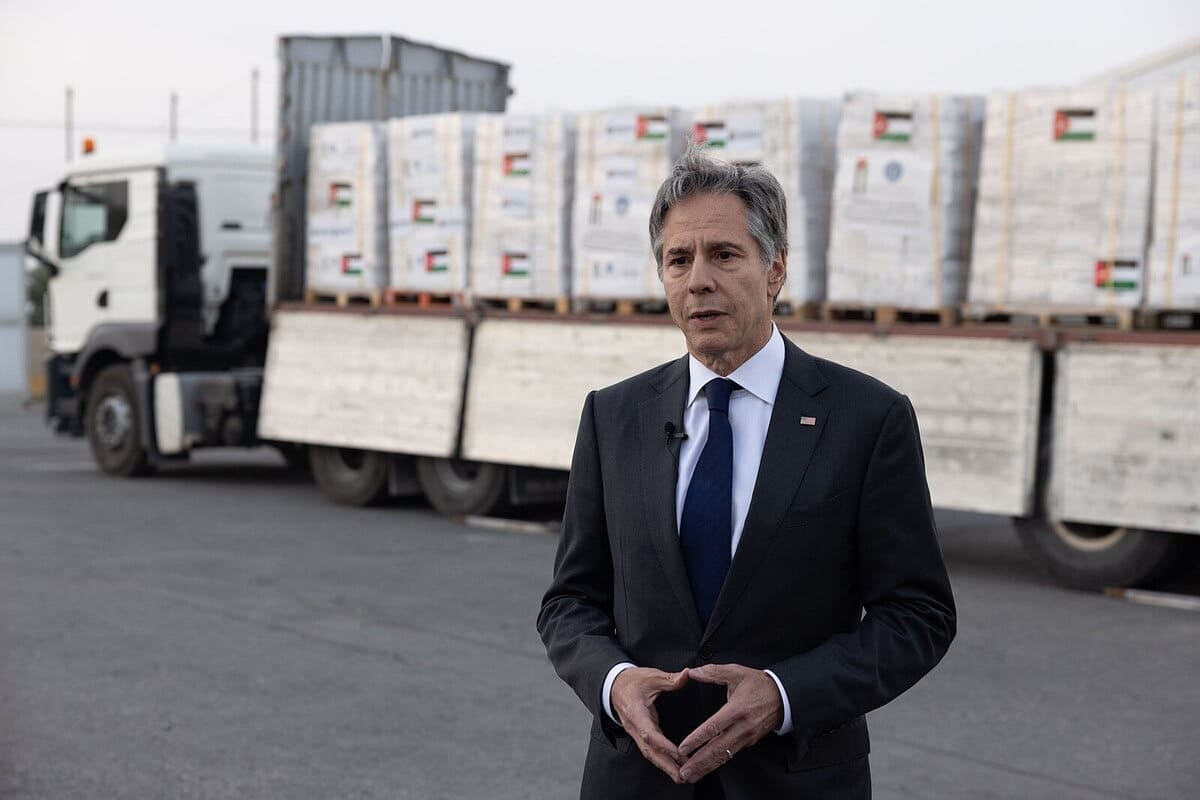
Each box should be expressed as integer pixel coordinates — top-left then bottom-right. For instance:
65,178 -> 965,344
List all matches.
27,144 -> 274,474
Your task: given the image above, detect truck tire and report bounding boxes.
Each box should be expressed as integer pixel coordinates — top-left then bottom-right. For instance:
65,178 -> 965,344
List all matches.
86,364 -> 150,477
415,457 -> 508,516
1014,515 -> 1193,592
308,445 -> 388,506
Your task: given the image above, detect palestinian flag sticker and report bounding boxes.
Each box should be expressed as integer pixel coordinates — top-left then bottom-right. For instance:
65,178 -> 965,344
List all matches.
424,249 -> 450,273
1094,259 -> 1139,291
502,252 -> 530,277
340,254 -> 363,276
636,115 -> 669,140
504,153 -> 531,176
874,111 -> 913,142
411,199 -> 437,224
328,182 -> 353,208
1055,109 -> 1096,141
694,121 -> 727,148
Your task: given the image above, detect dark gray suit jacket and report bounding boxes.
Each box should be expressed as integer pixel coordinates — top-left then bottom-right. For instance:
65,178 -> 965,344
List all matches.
538,334 -> 956,799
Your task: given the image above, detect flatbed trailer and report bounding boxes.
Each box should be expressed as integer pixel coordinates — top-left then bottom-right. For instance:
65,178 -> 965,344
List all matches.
257,303 -> 1199,591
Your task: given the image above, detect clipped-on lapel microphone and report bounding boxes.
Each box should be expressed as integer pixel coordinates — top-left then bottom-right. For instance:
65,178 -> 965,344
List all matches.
663,422 -> 688,446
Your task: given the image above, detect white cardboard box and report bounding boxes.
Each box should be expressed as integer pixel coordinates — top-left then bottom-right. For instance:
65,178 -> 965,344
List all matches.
828,92 -> 984,310
572,108 -> 685,300
968,86 -> 1155,310
305,122 -> 389,294
388,113 -> 478,293
471,113 -> 575,300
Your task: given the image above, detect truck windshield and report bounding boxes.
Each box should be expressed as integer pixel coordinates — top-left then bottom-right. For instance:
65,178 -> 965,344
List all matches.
60,181 -> 128,258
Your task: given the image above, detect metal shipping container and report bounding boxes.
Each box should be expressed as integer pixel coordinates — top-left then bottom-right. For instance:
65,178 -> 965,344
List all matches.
272,34 -> 512,302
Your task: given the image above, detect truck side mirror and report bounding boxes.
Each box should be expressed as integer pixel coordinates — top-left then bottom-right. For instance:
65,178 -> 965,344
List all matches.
27,190 -> 47,250
25,189 -> 60,276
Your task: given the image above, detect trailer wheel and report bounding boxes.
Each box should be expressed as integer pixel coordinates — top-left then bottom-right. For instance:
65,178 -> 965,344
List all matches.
308,445 -> 388,506
1014,515 -> 1192,591
415,457 -> 508,516
86,364 -> 150,477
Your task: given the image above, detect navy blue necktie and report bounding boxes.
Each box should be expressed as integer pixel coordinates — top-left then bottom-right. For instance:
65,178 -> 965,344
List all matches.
679,378 -> 736,627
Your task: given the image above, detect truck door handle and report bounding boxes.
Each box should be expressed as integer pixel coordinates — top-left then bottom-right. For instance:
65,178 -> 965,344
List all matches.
97,290 -> 108,308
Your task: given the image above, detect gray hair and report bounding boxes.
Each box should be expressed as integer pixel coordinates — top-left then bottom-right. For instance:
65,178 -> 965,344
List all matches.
649,144 -> 789,279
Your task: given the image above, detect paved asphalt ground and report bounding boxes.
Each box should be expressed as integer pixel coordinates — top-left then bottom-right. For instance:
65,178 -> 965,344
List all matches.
1,398 -> 1197,800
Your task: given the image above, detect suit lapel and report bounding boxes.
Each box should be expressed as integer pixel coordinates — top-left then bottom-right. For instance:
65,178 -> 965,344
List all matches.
704,339 -> 830,640
638,357 -> 704,639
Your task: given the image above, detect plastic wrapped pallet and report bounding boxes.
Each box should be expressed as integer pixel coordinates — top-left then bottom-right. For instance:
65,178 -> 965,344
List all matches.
692,99 -> 840,307
1147,72 -> 1200,310
828,92 -> 984,309
470,113 -> 575,300
387,113 -> 477,294
968,86 -> 1155,311
573,108 -> 685,300
305,122 -> 388,295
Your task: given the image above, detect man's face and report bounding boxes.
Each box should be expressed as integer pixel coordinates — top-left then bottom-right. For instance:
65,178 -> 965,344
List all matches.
660,192 -> 786,374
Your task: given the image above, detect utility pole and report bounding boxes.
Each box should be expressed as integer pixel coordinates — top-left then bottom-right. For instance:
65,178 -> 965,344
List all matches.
169,91 -> 178,142
65,86 -> 74,162
251,67 -> 260,144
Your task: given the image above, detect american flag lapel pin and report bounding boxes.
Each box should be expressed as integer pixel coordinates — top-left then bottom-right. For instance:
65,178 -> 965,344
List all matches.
800,415 -> 817,427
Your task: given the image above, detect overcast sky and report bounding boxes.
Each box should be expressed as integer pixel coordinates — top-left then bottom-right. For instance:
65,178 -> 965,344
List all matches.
1,0 -> 1197,240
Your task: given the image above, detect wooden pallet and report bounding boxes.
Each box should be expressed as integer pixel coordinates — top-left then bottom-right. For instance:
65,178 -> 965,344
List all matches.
821,303 -> 960,326
573,298 -> 671,316
772,302 -> 821,320
1133,309 -> 1200,331
303,288 -> 384,308
477,296 -> 572,314
383,289 -> 461,309
962,305 -> 1135,331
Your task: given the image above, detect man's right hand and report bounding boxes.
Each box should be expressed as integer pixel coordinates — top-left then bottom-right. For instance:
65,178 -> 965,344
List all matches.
610,668 -> 690,783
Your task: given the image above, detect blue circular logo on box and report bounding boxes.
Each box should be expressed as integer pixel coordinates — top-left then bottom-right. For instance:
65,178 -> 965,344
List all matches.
615,195 -> 630,215
884,161 -> 903,182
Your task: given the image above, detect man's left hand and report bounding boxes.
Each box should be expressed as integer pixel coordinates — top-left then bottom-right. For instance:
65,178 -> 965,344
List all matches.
676,664 -> 784,784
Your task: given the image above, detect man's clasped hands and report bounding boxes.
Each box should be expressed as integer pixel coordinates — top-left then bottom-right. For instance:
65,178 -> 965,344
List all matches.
609,663 -> 785,785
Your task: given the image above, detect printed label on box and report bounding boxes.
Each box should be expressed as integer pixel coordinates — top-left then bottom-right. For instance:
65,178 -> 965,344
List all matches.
601,112 -> 670,144
602,155 -> 639,187
340,253 -> 363,276
500,187 -> 532,219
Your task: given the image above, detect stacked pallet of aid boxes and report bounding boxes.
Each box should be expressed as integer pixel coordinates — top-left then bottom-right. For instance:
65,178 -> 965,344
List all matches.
968,86 -> 1155,312
827,92 -> 984,309
387,113 -> 477,294
691,99 -> 840,307
573,108 -> 685,301
470,113 -> 575,302
1147,72 -> 1200,311
305,122 -> 389,296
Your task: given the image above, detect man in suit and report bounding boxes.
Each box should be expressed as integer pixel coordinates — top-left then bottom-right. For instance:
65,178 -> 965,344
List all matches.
538,147 -> 956,799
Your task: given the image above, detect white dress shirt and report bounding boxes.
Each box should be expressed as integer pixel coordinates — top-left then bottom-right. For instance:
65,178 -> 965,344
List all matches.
601,324 -> 795,735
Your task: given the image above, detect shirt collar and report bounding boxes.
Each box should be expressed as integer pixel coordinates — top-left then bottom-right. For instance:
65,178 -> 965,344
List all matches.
686,324 -> 785,408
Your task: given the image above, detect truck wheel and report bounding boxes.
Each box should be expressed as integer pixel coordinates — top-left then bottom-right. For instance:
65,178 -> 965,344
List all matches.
308,445 -> 388,506
1014,515 -> 1192,591
86,364 -> 150,477
415,457 -> 508,516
